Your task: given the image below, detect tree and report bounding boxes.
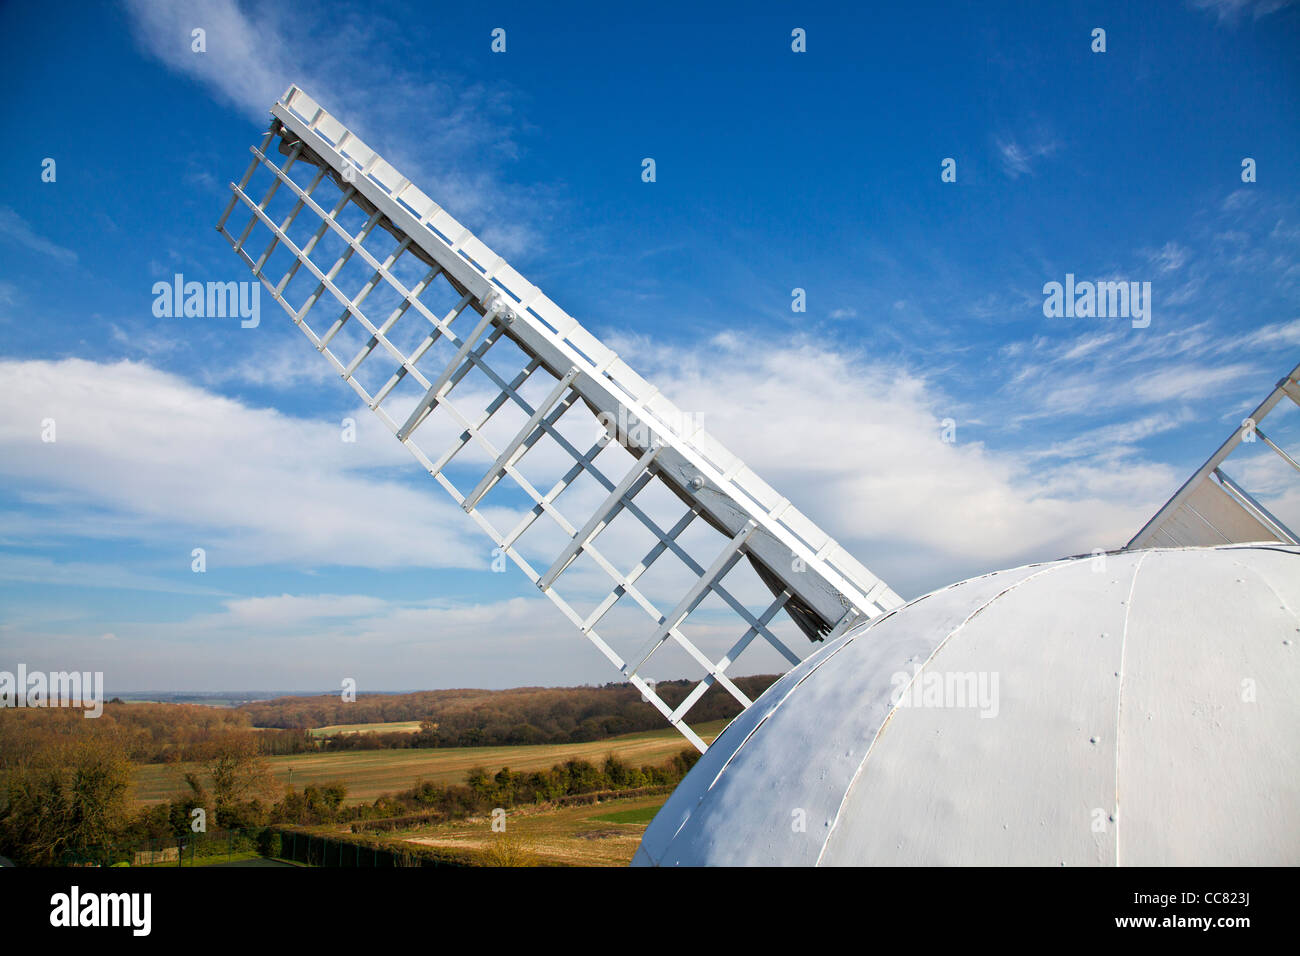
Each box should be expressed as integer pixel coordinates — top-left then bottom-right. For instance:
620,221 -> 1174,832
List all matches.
412,719 -> 440,748
466,767 -> 491,796
200,733 -> 276,826
0,738 -> 133,866
321,783 -> 347,810
65,739 -> 133,855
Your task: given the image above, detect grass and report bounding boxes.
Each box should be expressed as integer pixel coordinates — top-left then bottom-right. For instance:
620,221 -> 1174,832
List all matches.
590,804 -> 661,825
397,791 -> 671,866
139,849 -> 262,868
132,720 -> 726,806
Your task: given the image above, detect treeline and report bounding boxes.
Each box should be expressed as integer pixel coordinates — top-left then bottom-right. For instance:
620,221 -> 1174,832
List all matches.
356,750 -> 699,830
0,729 -> 295,865
0,727 -> 699,866
0,703 -> 311,767
0,676 -> 778,772
243,676 -> 779,747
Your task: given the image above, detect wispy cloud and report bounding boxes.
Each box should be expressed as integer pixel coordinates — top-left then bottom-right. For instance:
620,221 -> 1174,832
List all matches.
0,206 -> 78,264
1001,325 -> 1264,421
1189,0 -> 1296,23
1024,413 -> 1195,464
0,280 -> 18,323
995,136 -> 1059,179
0,553 -> 230,596
122,0 -> 549,256
201,332 -> 338,389
1058,331 -> 1122,362
1240,317 -> 1300,348
1147,241 -> 1190,272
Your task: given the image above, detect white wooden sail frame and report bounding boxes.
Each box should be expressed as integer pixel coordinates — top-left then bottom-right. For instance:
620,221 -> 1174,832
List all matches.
216,86 -> 904,751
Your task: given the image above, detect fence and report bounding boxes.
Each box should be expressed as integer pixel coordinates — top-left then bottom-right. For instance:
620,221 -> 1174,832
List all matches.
60,827 -> 267,867
55,825 -> 481,868
271,825 -> 475,868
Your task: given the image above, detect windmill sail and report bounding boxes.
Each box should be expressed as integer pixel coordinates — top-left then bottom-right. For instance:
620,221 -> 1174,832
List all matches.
1126,359 -> 1300,550
216,86 -> 903,751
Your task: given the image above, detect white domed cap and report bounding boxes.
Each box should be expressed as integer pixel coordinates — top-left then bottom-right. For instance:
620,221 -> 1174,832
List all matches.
634,545 -> 1300,866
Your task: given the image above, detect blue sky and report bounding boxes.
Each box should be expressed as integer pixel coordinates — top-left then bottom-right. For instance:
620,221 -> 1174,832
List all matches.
0,0 -> 1297,693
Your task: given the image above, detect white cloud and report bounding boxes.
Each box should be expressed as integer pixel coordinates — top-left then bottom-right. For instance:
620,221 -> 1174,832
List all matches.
122,0 -> 290,122
216,592 -> 391,625
0,357 -> 482,571
609,333 -> 1175,593
6,331 -> 1279,687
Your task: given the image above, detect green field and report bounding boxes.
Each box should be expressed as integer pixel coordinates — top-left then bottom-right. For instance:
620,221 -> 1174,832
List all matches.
132,721 -> 726,806
306,720 -> 423,738
398,791 -> 671,866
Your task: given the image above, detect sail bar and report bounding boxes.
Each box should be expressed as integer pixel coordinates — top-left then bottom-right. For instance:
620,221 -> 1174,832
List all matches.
1126,359 -> 1300,550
